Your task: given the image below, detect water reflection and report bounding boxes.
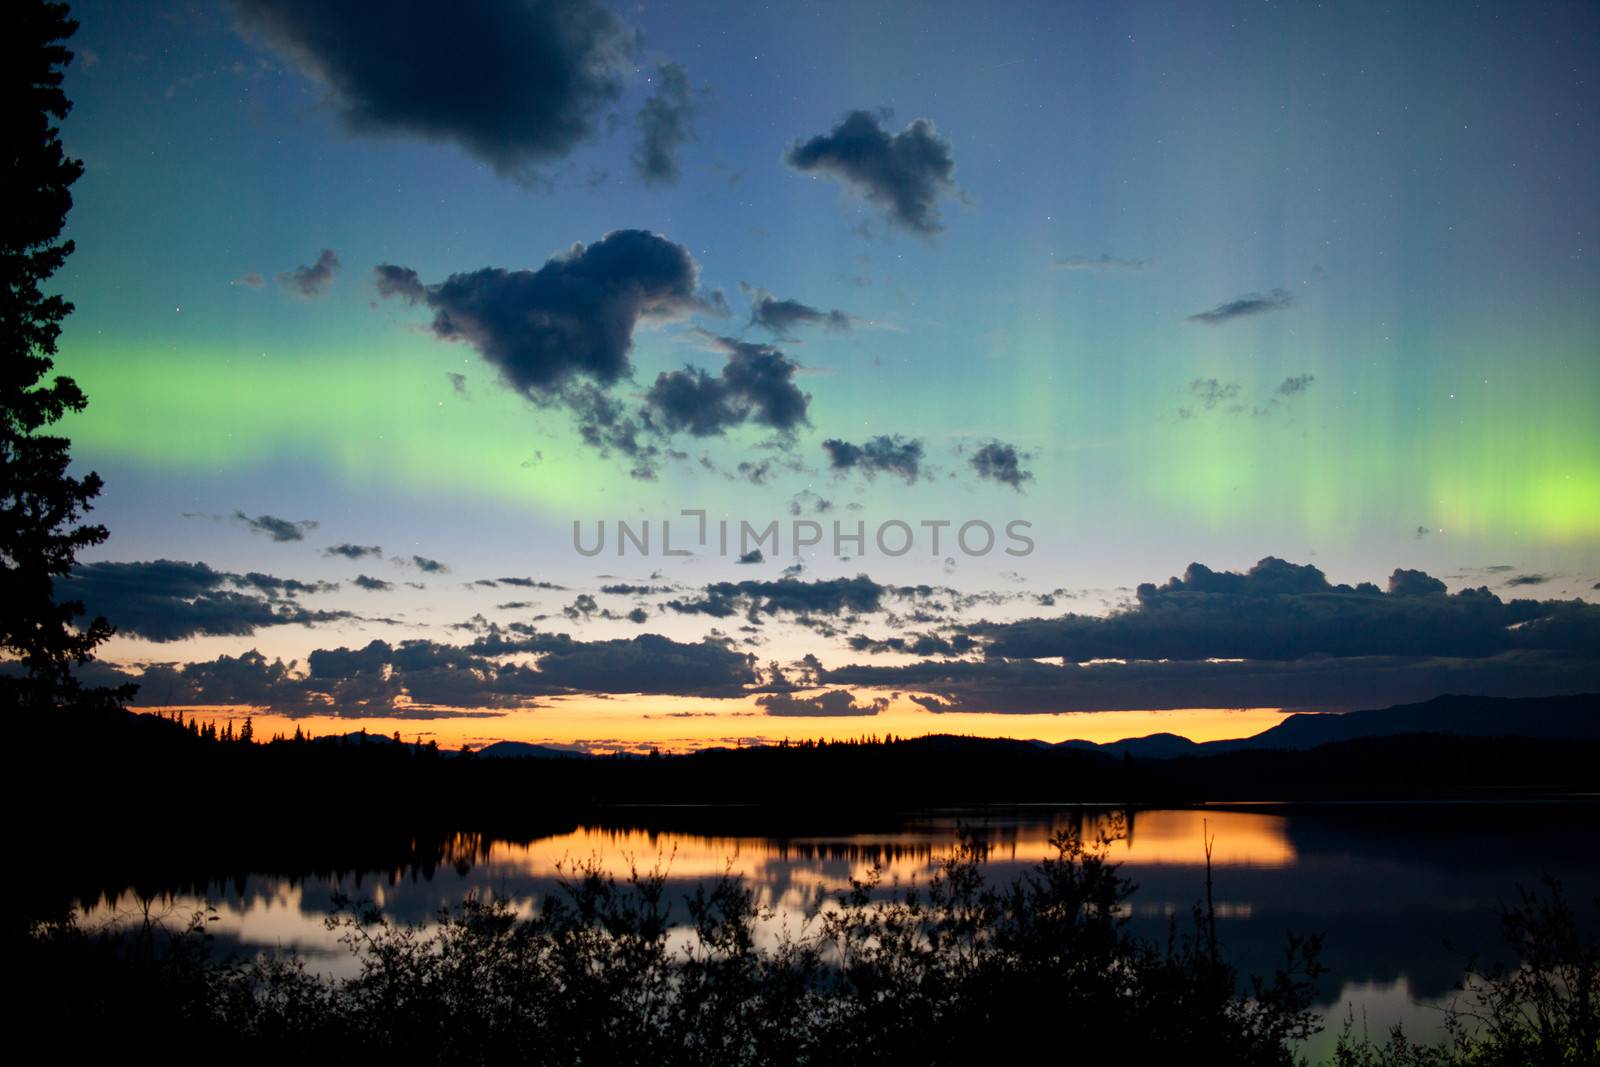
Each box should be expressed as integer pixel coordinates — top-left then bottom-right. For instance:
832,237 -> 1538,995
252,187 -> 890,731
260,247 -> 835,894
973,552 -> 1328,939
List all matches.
75,803 -> 1599,1053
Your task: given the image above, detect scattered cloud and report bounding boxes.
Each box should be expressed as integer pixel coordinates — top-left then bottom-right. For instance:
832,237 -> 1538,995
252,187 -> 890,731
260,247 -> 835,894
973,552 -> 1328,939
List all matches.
644,335 -> 810,437
1187,288 -> 1294,325
746,286 -> 850,337
325,543 -> 383,559
785,110 -> 958,235
232,0 -> 632,180
234,510 -> 318,542
969,440 -> 1033,491
823,434 -> 924,482
277,248 -> 340,298
64,560 -> 352,642
633,62 -> 696,184
757,689 -> 887,717
1050,255 -> 1147,273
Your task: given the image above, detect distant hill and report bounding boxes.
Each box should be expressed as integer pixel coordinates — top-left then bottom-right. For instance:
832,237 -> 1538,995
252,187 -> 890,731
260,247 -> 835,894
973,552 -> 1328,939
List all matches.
1057,693 -> 1599,757
472,740 -> 590,760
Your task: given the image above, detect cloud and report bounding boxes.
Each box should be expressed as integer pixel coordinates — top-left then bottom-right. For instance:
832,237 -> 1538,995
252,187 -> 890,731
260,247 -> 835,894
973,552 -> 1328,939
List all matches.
1051,255 -> 1147,273
633,62 -> 696,184
277,248 -> 340,298
234,510 -> 318,542
1506,574 -> 1552,587
970,557 -> 1599,662
491,576 -> 568,590
823,435 -> 924,482
64,560 -> 353,642
374,263 -> 426,304
405,555 -> 449,574
746,287 -> 850,337
1277,374 -> 1316,396
1187,288 -> 1294,325
784,110 -> 958,235
823,649 -> 1600,715
475,631 -> 758,696
231,0 -> 631,180
847,632 -> 977,656
231,271 -> 266,288
670,575 -> 890,619
1187,378 -> 1240,411
736,549 -> 764,565
353,574 -> 393,591
969,440 -> 1033,491
381,229 -> 710,397
325,543 -> 383,559
757,689 -> 887,717
644,335 -> 810,437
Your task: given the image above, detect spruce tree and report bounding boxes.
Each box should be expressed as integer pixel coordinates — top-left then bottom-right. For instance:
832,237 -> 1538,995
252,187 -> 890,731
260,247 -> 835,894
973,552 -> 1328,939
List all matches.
1,2 -> 123,711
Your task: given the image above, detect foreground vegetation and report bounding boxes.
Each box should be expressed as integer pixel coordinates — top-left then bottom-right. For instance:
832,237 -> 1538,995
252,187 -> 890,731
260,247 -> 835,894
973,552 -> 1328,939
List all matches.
21,822 -> 1598,1065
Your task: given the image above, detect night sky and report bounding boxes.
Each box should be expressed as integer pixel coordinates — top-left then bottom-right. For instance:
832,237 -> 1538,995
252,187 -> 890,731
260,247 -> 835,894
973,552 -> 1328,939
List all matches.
48,0 -> 1600,750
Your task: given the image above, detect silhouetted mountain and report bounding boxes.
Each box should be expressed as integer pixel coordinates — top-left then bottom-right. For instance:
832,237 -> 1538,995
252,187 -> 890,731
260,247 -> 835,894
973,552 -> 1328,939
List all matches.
1218,692 -> 1599,750
473,740 -> 591,759
1058,692 -> 1599,757
1056,732 -> 1206,759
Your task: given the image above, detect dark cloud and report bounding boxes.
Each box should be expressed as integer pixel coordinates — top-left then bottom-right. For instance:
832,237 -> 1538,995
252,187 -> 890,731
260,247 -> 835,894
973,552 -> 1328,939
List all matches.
408,555 -> 450,574
823,650 -> 1600,715
970,557 -> 1599,662
1050,255 -> 1147,273
644,335 -> 810,437
969,440 -> 1033,491
1277,374 -> 1316,396
325,543 -> 383,559
1506,574 -> 1552,587
277,248 -> 339,298
474,631 -> 758,697
847,632 -> 977,657
373,263 -> 425,304
737,550 -> 764,565
784,110 -> 957,235
746,287 -> 850,337
64,560 -> 353,642
232,0 -> 631,180
447,371 -> 468,396
353,574 -> 393,592
494,576 -> 567,589
633,62 -> 696,184
234,510 -> 318,542
823,435 -> 924,482
671,576 -> 889,619
1187,288 -> 1294,325
232,271 -> 266,288
237,572 -> 338,597
757,689 -> 887,717
390,230 -> 708,395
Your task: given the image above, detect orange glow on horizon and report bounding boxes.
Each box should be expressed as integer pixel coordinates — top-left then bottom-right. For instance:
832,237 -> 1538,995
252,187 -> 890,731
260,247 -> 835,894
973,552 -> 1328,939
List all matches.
129,694 -> 1292,754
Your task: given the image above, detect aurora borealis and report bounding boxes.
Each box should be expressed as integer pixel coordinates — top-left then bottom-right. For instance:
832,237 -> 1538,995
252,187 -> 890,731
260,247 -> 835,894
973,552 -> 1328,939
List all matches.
42,0 -> 1600,750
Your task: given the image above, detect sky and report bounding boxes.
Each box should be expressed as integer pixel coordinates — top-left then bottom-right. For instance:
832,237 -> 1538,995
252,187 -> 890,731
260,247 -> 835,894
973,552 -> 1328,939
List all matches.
42,0 -> 1600,751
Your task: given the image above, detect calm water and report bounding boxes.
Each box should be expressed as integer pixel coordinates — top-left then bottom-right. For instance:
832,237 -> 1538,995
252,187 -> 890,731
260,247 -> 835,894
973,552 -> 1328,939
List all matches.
76,803 -> 1600,1059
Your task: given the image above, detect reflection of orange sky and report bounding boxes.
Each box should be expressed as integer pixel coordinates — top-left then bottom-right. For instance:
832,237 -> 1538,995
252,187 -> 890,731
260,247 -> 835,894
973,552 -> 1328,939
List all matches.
498,810 -> 1295,878
82,807 -> 1294,975
136,693 -> 1290,753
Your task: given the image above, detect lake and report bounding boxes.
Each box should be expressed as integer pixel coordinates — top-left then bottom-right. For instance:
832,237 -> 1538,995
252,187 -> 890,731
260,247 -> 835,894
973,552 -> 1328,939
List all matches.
72,802 -> 1600,1060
